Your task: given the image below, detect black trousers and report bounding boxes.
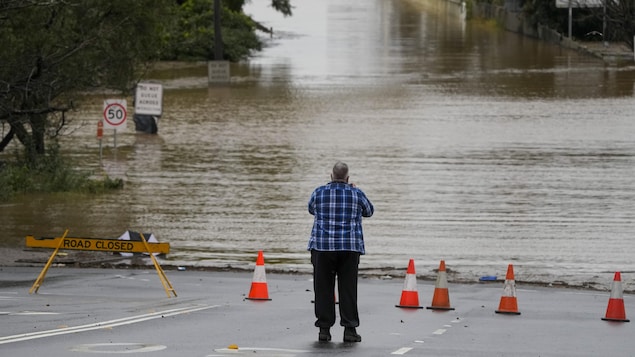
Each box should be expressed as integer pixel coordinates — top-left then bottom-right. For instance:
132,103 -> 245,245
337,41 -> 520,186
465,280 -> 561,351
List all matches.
311,249 -> 361,328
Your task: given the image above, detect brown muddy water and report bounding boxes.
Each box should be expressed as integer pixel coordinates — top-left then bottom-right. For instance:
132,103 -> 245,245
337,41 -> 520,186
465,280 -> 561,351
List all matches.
2,0 -> 635,288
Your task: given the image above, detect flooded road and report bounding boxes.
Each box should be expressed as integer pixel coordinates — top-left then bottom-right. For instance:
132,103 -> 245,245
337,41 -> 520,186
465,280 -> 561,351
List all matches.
2,0 -> 635,288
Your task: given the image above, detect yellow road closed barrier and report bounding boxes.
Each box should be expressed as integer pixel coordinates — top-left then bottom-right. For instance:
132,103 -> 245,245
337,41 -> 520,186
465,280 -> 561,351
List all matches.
26,230 -> 176,298
26,235 -> 170,254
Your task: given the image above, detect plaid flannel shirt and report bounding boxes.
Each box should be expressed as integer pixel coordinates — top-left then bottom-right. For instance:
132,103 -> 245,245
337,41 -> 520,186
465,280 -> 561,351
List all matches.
307,181 -> 374,254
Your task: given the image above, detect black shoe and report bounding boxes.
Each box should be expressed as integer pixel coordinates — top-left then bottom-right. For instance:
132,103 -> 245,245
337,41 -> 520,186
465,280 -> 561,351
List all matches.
318,327 -> 331,342
343,327 -> 361,342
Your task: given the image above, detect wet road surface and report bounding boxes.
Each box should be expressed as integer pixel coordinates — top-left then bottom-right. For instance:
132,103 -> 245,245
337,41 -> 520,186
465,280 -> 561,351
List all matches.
1,266 -> 633,356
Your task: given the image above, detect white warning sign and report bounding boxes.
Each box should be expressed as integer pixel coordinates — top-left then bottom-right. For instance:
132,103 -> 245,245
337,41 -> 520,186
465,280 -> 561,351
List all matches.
135,83 -> 163,116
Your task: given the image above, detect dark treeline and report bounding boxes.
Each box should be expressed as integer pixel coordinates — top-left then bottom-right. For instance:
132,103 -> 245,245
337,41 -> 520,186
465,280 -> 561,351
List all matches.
492,0 -> 635,47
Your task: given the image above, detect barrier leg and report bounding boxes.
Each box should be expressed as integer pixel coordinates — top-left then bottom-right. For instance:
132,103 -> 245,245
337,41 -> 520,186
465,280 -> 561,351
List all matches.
140,233 -> 177,298
29,229 -> 69,294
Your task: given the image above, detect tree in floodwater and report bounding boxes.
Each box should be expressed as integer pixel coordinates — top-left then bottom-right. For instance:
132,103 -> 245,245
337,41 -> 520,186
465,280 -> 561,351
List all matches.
602,0 -> 635,49
0,0 -> 293,162
0,0 -> 176,162
164,0 -> 293,62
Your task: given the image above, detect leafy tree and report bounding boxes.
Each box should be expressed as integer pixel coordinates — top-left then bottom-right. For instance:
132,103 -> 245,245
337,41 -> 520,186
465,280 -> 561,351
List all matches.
602,0 -> 635,48
0,0 -> 176,162
165,0 -> 293,62
521,0 -> 568,33
0,0 -> 292,162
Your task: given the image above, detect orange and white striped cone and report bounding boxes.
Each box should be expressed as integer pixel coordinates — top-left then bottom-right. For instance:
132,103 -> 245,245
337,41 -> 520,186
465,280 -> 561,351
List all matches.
602,271 -> 630,322
495,264 -> 521,315
246,251 -> 271,301
395,259 -> 423,309
427,260 -> 454,310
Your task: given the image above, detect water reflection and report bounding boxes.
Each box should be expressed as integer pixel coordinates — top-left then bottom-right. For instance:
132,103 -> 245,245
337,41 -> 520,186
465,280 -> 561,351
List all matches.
1,0 -> 634,288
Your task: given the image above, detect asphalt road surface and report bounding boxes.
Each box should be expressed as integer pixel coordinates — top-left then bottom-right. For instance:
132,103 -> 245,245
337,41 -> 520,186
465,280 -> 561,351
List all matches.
0,266 -> 633,356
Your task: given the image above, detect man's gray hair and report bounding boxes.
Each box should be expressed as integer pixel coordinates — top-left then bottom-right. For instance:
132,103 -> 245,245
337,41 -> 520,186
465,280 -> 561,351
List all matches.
332,162 -> 349,181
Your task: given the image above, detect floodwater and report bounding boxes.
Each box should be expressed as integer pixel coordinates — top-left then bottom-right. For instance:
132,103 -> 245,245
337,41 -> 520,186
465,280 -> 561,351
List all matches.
2,0 -> 635,288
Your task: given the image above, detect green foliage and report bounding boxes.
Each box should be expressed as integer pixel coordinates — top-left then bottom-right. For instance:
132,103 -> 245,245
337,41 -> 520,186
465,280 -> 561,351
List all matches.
271,0 -> 293,16
0,143 -> 123,201
0,0 -> 293,200
163,0 -> 262,62
521,0 -> 563,30
0,0 -> 177,161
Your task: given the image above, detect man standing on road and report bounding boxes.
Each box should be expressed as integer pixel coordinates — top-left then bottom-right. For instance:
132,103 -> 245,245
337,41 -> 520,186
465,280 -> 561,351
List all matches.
308,162 -> 374,342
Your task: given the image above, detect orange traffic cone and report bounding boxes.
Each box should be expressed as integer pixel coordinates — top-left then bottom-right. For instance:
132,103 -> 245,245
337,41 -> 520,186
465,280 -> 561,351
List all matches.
246,251 -> 271,301
396,259 -> 423,309
427,260 -> 454,310
495,264 -> 521,315
602,272 -> 630,322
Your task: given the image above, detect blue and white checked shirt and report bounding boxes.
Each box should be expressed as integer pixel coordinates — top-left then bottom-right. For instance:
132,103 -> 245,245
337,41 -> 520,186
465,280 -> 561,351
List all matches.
307,182 -> 374,254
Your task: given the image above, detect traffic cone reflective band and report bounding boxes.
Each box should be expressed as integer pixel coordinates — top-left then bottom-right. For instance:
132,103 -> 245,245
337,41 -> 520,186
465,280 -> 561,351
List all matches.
602,272 -> 630,322
427,260 -> 454,310
495,264 -> 521,315
396,259 -> 423,309
246,251 -> 271,301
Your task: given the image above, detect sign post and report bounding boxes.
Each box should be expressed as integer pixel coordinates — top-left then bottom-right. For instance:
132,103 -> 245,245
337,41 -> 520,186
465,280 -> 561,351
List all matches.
97,120 -> 103,164
208,0 -> 230,84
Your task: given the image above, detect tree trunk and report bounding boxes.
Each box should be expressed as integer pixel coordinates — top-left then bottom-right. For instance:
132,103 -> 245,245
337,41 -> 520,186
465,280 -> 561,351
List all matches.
0,125 -> 15,153
7,114 -> 45,163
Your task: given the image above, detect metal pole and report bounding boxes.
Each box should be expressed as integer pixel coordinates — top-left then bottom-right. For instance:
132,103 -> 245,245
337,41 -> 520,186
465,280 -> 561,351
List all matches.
568,5 -> 572,38
214,0 -> 223,60
113,129 -> 117,162
603,0 -> 607,46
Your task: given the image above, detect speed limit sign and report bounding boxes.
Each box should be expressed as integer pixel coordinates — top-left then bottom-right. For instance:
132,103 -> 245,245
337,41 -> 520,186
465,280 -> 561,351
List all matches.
103,99 -> 127,130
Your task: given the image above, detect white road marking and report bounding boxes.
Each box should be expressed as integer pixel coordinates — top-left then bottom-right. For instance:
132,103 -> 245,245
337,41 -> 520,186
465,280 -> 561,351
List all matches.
69,342 -> 166,353
211,347 -> 310,355
115,275 -> 150,282
433,329 -> 447,335
0,304 -> 218,345
391,347 -> 413,354
12,311 -> 60,315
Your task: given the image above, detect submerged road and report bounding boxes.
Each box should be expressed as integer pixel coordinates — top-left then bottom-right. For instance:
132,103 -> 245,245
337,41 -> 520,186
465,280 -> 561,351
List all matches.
0,266 -> 633,356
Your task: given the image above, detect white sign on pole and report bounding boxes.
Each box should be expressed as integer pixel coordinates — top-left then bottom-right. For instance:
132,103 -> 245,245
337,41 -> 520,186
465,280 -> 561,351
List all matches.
135,83 -> 163,116
208,61 -> 230,83
103,99 -> 127,130
555,0 -> 603,8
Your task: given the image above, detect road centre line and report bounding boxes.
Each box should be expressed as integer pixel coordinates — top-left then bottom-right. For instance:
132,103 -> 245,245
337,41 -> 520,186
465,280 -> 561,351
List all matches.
0,304 -> 219,345
391,319 -> 455,354
212,347 -> 311,354
391,347 -> 413,354
8,311 -> 60,315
